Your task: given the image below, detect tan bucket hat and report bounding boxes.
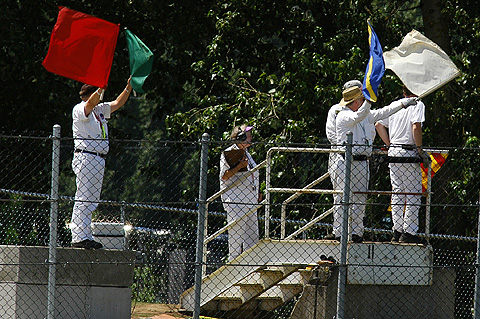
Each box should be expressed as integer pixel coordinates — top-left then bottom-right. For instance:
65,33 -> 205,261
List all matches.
339,86 -> 364,106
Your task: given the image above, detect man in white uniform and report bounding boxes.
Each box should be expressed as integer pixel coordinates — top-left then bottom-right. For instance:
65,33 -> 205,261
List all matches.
375,86 -> 429,244
71,77 -> 132,249
327,86 -> 417,242
326,80 -> 363,236
219,125 -> 261,261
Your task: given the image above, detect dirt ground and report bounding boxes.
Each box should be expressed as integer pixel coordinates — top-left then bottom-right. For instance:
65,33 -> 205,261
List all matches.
131,302 -> 222,319
131,302 -> 187,319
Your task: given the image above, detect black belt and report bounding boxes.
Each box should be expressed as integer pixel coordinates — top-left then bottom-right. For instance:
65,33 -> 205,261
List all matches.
353,155 -> 368,161
341,154 -> 368,161
387,156 -> 421,163
75,149 -> 107,159
390,144 -> 417,150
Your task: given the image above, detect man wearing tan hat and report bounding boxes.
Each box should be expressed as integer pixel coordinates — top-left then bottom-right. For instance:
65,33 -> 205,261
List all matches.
325,80 -> 363,240
326,86 -> 417,243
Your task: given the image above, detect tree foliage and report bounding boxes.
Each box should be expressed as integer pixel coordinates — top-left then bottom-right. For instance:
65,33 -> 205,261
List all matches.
2,0 -> 479,144
2,0 -> 480,241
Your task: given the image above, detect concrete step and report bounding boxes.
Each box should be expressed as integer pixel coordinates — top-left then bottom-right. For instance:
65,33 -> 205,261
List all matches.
257,284 -> 304,311
180,239 -> 340,311
211,266 -> 302,311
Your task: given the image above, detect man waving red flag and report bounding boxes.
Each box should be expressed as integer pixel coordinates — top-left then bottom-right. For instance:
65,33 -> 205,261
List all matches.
43,7 -> 119,88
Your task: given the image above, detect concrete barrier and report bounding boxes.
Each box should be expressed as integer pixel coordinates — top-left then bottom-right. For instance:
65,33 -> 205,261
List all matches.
0,246 -> 136,319
291,267 -> 455,319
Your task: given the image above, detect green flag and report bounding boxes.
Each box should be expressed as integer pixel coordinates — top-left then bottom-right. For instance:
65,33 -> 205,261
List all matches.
125,29 -> 153,93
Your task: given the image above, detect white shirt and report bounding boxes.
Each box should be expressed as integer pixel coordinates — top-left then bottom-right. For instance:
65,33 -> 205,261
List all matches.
326,103 -> 343,145
376,100 -> 425,145
72,101 -> 111,154
219,144 -> 259,194
336,100 -> 404,155
335,100 -> 371,155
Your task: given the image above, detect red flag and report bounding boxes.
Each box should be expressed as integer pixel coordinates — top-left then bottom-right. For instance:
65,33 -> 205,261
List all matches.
42,7 -> 119,88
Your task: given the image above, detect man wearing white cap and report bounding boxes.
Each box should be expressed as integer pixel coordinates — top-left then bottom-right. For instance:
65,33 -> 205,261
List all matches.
327,86 -> 417,243
220,124 -> 261,261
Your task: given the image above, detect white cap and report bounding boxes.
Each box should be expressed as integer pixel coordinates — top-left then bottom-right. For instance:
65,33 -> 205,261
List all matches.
343,80 -> 362,90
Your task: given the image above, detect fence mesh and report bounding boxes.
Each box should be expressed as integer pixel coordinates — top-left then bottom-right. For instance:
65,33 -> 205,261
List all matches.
0,129 -> 479,318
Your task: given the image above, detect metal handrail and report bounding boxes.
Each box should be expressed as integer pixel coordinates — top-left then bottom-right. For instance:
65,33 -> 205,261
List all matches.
265,146 -> 339,239
280,173 -> 331,239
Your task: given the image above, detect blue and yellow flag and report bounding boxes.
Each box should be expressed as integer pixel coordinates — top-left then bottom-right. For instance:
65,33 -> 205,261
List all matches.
362,21 -> 385,102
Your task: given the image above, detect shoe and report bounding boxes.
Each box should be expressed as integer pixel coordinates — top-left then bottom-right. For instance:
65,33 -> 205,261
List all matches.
324,233 -> 340,241
72,239 -> 103,250
398,232 -> 426,245
317,255 -> 336,265
351,234 -> 363,243
391,230 -> 403,243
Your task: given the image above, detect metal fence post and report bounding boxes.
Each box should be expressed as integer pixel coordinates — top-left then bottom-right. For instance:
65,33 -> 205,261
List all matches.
193,133 -> 209,319
265,150 -> 272,239
47,124 -> 61,319
121,201 -> 127,249
336,132 -> 352,319
474,192 -> 480,318
425,165 -> 432,242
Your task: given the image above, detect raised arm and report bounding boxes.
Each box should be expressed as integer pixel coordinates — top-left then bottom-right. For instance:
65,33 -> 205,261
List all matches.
84,88 -> 103,117
339,100 -> 372,127
369,97 -> 417,123
110,77 -> 133,113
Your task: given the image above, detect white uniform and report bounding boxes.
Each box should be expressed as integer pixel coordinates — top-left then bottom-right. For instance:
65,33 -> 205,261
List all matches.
376,100 -> 425,234
71,101 -> 111,243
220,145 -> 260,261
325,103 -> 343,227
334,100 -> 405,237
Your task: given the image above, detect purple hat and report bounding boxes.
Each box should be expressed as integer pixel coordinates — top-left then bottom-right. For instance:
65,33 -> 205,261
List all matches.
245,126 -> 253,131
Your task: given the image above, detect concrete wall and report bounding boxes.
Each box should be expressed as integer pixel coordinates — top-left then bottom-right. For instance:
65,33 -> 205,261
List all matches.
0,246 -> 136,319
291,267 -> 456,319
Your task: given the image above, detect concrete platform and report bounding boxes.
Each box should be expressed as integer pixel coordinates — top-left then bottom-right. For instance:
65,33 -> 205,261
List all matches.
291,267 -> 455,319
0,245 -> 136,319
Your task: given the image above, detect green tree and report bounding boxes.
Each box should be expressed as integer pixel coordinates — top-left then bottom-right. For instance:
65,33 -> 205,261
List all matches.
2,0 -> 480,242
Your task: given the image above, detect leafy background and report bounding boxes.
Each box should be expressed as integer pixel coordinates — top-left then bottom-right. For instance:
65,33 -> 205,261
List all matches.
2,0 -> 479,146
2,0 -> 480,241
2,2 -> 480,312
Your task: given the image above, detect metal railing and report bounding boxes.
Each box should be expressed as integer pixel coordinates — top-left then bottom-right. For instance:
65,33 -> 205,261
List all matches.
1,126 -> 480,319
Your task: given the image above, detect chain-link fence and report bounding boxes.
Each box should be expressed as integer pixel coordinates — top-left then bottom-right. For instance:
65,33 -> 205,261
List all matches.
1,126 -> 479,318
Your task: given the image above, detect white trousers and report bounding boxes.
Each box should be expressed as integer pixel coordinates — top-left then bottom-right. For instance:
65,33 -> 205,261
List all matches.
71,153 -> 105,243
328,152 -> 342,227
389,148 -> 422,234
333,158 -> 369,237
222,191 -> 259,261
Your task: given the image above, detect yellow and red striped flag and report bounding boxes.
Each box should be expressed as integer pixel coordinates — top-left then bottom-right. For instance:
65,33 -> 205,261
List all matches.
421,151 -> 449,192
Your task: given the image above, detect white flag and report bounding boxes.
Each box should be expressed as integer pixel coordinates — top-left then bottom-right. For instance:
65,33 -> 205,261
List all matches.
383,30 -> 461,98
